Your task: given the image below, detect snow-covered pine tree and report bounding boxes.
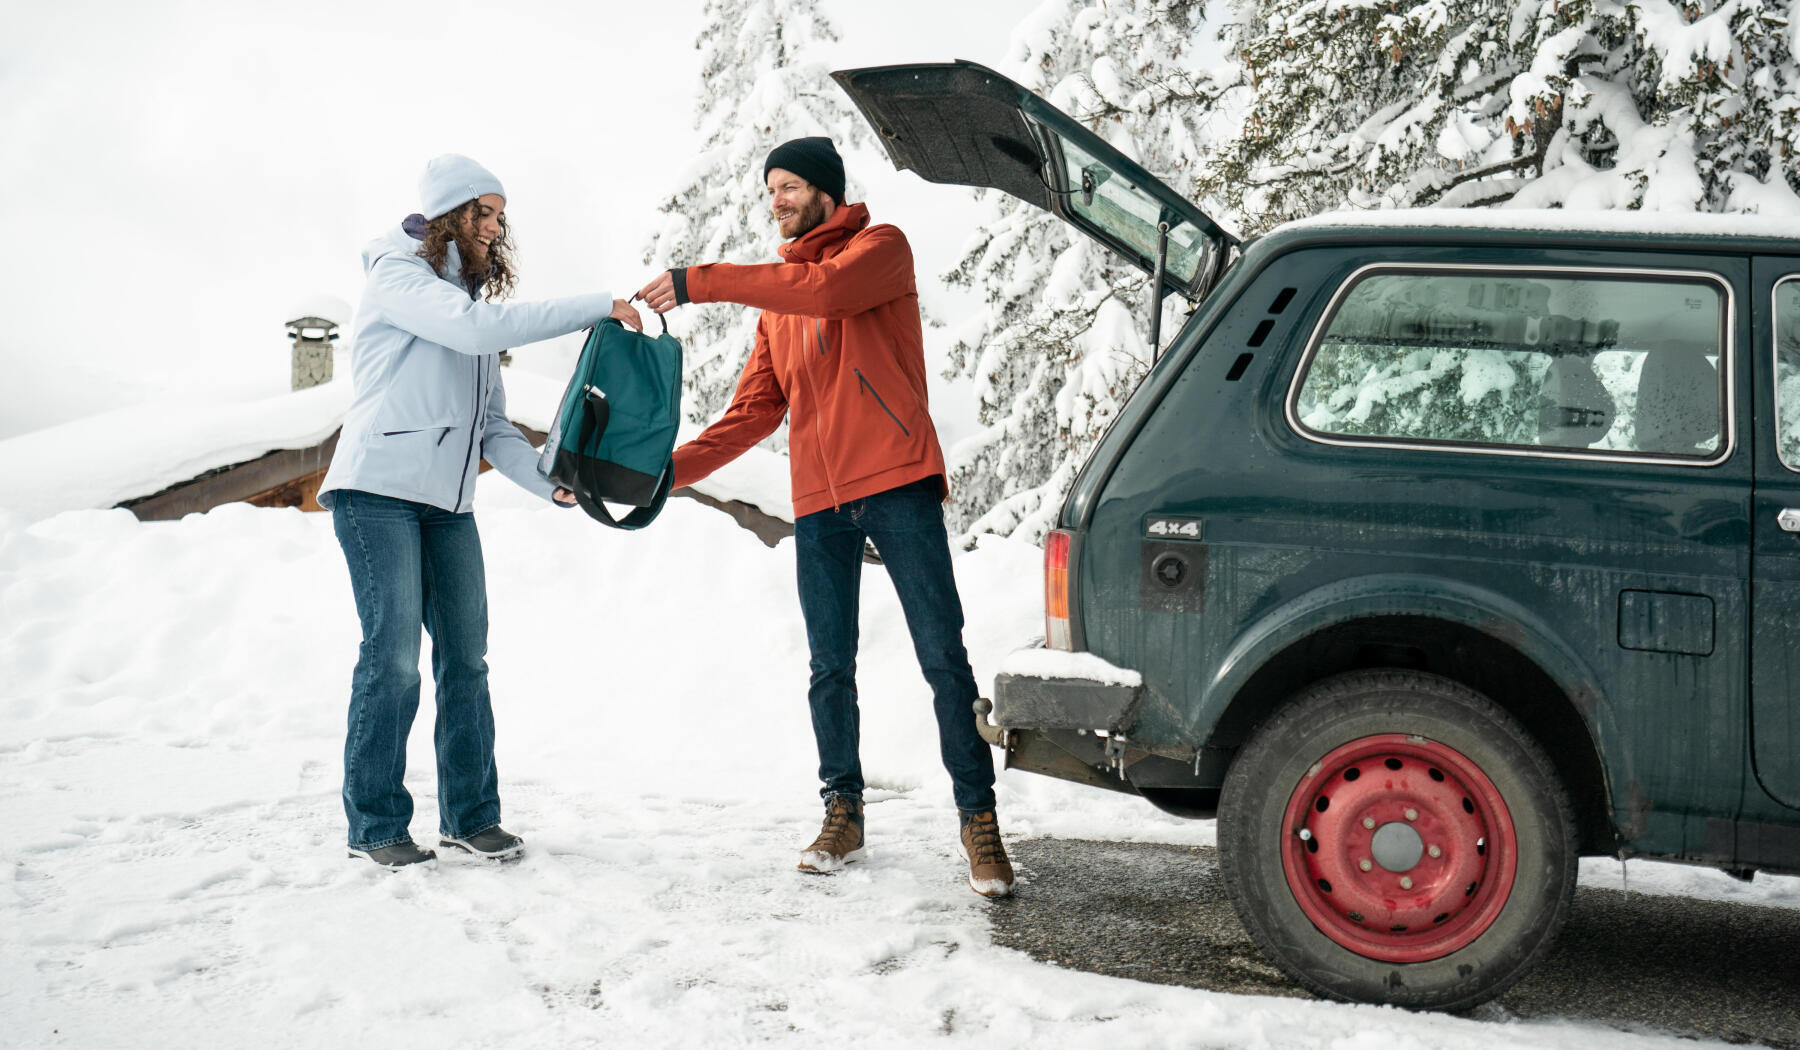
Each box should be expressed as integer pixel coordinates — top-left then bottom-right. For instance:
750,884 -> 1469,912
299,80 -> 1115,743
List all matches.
1205,0 -> 1800,231
641,0 -> 873,429
944,0 -> 1230,543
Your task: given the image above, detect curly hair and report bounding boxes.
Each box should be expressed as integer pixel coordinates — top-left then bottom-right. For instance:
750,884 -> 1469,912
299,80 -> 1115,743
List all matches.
416,200 -> 517,301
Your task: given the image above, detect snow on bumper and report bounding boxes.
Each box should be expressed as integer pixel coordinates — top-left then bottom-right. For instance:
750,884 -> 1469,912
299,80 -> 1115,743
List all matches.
990,647 -> 1145,734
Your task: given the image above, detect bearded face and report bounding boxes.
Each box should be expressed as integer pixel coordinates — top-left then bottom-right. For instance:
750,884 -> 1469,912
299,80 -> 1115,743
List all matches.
767,168 -> 835,240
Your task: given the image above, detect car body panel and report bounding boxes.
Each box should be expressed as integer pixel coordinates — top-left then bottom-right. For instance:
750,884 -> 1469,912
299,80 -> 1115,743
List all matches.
1039,230 -> 1800,869
1751,259 -> 1800,811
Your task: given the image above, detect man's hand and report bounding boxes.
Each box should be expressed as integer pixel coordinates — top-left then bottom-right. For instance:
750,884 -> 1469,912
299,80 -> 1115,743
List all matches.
636,271 -> 679,314
609,298 -> 644,331
553,487 -> 578,506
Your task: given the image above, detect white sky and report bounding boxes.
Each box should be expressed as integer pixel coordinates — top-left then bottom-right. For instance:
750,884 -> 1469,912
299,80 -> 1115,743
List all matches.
0,0 -> 1041,440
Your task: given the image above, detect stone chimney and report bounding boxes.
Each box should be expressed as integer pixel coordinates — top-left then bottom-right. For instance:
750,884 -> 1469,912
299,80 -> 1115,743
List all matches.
287,294 -> 351,390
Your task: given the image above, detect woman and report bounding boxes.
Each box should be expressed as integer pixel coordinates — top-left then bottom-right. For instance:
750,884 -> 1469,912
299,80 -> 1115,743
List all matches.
318,154 -> 639,867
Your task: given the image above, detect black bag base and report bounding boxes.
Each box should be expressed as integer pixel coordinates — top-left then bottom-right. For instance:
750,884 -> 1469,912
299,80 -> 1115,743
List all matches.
550,449 -> 660,508
550,449 -> 670,531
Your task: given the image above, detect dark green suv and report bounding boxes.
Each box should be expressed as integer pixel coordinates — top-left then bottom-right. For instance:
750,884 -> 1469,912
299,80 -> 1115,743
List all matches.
838,61 -> 1800,1010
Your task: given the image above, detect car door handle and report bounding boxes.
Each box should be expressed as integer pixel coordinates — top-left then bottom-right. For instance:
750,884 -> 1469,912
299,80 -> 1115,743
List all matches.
1780,508 -> 1800,533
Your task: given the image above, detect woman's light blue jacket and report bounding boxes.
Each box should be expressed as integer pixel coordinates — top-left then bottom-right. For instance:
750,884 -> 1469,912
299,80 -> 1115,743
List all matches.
318,224 -> 611,514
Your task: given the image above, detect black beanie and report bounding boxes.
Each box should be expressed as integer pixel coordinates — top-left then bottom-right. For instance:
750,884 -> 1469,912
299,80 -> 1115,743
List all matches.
764,136 -> 846,205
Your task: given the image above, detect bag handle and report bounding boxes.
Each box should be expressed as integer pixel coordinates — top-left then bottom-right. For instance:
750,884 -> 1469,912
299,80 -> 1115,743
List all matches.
622,296 -> 669,337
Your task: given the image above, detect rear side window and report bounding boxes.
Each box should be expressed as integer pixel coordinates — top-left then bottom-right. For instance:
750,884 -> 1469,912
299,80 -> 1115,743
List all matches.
1291,268 -> 1729,462
1778,277 -> 1800,470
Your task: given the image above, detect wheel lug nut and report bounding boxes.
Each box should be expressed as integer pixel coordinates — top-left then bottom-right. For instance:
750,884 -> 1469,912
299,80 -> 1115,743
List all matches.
1400,876 -> 1414,890
1359,859 -> 1372,872
1428,845 -> 1442,859
1404,808 -> 1418,821
1362,817 -> 1376,830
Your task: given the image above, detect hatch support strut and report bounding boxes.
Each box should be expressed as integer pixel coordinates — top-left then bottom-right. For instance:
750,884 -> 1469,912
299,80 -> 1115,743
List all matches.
1149,221 -> 1170,362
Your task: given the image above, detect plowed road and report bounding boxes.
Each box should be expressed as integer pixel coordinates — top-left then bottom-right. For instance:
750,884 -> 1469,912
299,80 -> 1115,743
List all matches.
991,839 -> 1800,1048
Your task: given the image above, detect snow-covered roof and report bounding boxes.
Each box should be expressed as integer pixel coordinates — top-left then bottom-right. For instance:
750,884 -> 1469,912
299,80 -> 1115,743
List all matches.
496,368 -> 567,434
0,380 -> 352,522
0,366 -> 798,526
1276,207 -> 1800,242
286,293 -> 352,326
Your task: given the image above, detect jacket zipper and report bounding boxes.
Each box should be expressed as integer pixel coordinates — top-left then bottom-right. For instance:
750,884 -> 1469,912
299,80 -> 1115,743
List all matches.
816,319 -> 829,357
854,369 -> 910,436
455,357 -> 482,510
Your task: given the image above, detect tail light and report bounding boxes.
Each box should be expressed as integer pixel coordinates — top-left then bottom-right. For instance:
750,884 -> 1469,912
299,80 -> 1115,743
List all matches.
1044,529 -> 1072,650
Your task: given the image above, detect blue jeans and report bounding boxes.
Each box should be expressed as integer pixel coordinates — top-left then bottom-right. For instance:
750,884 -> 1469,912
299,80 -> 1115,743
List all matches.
332,490 -> 500,849
793,477 -> 996,814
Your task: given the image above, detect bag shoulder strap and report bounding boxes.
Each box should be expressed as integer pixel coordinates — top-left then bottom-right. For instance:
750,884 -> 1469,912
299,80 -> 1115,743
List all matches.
574,468 -> 671,530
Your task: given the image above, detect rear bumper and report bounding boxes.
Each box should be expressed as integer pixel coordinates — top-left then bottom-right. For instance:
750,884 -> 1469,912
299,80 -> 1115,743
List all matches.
980,651 -> 1226,813
991,670 -> 1143,735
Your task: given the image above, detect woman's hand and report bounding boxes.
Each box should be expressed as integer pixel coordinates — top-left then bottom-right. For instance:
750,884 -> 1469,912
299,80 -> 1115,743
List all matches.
610,298 -> 643,332
553,487 -> 578,506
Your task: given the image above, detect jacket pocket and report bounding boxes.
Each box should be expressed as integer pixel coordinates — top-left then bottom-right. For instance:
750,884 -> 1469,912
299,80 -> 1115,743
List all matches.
381,426 -> 454,446
854,369 -> 910,437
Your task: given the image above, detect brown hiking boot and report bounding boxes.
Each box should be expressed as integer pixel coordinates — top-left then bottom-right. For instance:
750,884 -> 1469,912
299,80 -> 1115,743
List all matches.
798,796 -> 864,873
959,811 -> 1014,897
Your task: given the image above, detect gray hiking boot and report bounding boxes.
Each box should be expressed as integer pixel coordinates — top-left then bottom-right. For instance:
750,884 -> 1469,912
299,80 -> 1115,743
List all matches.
440,826 -> 526,861
348,842 -> 437,867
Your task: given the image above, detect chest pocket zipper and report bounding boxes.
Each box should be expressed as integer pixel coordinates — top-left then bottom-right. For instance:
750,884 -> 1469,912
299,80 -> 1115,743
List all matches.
854,369 -> 910,437
380,428 -> 453,445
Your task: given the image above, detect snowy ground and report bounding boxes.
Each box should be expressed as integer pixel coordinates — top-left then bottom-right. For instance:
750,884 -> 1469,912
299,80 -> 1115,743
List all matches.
4,478 -> 1797,1049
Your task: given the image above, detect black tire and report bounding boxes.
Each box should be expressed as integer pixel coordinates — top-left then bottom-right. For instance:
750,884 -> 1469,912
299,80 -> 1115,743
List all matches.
1218,670 -> 1577,1011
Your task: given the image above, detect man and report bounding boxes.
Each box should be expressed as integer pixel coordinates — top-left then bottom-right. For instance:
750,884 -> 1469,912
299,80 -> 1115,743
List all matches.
636,136 -> 1013,898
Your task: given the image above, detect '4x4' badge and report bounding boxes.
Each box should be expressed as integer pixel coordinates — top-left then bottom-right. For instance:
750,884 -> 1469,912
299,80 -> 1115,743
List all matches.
1144,516 -> 1203,540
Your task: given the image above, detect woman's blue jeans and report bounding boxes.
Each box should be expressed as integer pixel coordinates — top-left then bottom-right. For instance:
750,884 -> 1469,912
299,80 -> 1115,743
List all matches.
793,477 -> 997,815
332,490 -> 500,850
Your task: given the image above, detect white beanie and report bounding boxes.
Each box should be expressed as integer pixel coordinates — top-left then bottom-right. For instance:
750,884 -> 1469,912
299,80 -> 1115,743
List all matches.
419,154 -> 506,220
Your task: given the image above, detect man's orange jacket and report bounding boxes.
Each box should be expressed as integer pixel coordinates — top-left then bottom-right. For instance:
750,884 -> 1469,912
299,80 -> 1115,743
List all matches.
670,202 -> 948,518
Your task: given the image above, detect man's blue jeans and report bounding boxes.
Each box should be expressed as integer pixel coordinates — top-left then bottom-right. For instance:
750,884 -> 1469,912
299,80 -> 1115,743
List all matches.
793,477 -> 996,814
332,490 -> 500,850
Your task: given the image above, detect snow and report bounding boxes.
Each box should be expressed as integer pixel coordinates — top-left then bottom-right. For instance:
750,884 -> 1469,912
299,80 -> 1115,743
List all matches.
3,486 -> 1792,1049
998,648 -> 1143,688
287,293 -> 352,327
0,378 -> 351,521
490,367 -> 569,435
1434,113 -> 1493,164
1456,348 -> 1518,404
1282,206 -> 1800,240
4,478 -> 1799,1047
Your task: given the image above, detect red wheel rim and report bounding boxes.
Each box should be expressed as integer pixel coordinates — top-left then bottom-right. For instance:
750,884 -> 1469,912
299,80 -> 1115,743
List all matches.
1279,733 -> 1518,963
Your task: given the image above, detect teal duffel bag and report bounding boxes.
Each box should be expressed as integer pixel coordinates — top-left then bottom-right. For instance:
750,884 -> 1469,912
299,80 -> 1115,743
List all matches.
537,316 -> 683,529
